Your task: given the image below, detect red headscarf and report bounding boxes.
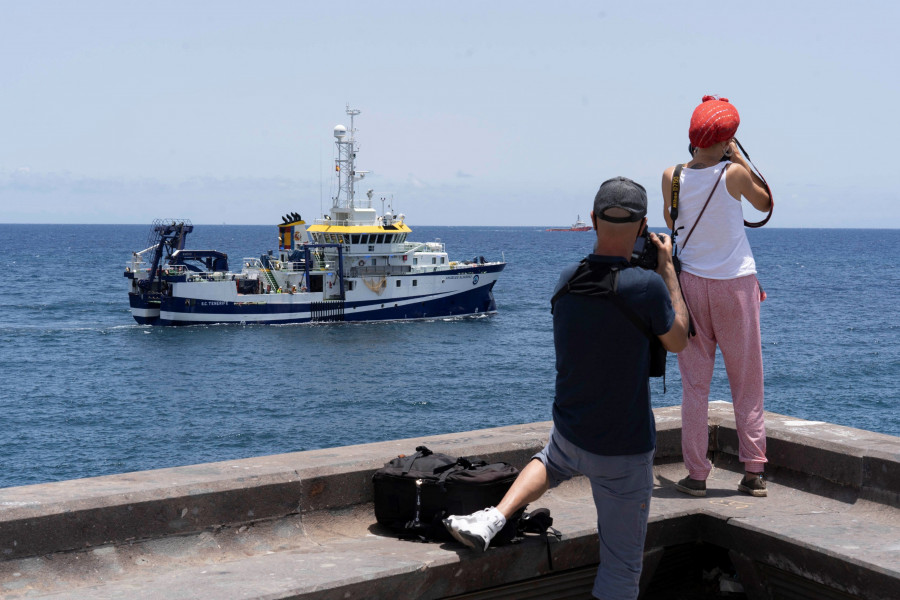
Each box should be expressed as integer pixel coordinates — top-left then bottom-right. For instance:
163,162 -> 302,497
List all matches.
689,95 -> 740,149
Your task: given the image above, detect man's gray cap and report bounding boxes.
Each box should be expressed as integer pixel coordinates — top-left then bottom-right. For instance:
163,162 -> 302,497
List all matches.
593,177 -> 647,223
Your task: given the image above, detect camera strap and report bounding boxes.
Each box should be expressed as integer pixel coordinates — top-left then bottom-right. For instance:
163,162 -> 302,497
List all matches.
669,163 -> 685,261
670,163 -> 683,227
679,164 -> 728,252
734,138 -> 774,228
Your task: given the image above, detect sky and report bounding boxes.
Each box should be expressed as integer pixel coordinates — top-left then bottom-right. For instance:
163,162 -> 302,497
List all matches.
1,1 -> 898,228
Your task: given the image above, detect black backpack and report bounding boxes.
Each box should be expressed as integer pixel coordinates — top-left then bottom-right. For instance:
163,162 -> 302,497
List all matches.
372,446 -> 522,543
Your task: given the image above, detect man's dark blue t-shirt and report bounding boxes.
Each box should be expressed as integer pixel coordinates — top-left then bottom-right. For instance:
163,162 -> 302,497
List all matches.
552,254 -> 675,456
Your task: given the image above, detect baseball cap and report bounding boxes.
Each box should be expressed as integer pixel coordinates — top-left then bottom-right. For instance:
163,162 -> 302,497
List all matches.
593,177 -> 647,223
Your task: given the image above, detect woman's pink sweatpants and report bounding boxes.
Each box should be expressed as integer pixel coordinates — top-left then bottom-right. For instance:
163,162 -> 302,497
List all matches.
677,272 -> 767,479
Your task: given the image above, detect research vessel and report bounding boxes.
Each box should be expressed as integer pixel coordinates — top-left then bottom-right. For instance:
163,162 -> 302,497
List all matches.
125,107 -> 505,326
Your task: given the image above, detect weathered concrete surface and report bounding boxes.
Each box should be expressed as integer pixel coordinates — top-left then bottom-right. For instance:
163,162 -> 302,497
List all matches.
0,404 -> 898,599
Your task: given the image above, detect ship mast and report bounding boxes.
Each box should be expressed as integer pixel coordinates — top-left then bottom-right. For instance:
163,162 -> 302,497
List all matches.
333,106 -> 369,212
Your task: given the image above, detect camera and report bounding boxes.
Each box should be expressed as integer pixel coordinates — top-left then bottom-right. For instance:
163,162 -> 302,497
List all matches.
688,143 -> 730,162
630,229 -> 658,270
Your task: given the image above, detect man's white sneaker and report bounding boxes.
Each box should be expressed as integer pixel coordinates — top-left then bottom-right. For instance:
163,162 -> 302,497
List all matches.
443,507 -> 506,552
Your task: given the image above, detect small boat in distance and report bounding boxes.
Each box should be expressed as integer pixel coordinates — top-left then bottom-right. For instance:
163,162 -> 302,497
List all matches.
546,216 -> 591,232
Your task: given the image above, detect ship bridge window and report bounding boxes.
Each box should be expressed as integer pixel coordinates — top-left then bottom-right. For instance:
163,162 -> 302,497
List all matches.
377,234 -> 386,243
361,235 -> 370,244
351,234 -> 360,244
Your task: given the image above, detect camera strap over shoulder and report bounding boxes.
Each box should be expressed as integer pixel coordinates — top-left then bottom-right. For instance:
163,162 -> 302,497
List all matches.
734,138 -> 774,228
669,163 -> 684,231
680,164 -> 728,251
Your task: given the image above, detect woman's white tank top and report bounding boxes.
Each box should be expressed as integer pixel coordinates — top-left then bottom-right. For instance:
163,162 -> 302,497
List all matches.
675,162 -> 756,279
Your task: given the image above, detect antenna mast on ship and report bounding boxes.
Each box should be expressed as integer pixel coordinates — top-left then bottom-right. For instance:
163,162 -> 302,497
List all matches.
333,106 -> 369,212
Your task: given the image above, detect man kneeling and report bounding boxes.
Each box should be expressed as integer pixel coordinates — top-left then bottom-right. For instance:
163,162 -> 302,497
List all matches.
444,177 -> 689,600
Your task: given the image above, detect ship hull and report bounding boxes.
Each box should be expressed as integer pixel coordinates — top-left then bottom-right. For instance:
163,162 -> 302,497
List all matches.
128,292 -> 161,325
135,265 -> 503,326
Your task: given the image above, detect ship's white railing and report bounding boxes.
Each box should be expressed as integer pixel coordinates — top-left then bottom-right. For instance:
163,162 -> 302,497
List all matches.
241,257 -> 265,270
312,218 -> 371,227
399,241 -> 446,253
185,271 -> 233,282
160,265 -> 186,276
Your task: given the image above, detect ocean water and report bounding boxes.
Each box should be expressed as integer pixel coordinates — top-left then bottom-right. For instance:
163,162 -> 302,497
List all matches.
0,224 -> 897,489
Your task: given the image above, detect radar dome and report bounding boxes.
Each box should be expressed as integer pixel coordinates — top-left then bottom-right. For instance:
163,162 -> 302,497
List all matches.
334,125 -> 347,139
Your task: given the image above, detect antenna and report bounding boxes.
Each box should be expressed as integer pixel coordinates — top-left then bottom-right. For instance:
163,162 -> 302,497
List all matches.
332,105 -> 368,211
319,148 -> 323,218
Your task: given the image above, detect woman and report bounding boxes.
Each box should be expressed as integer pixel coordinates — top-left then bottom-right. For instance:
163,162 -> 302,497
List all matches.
661,95 -> 772,498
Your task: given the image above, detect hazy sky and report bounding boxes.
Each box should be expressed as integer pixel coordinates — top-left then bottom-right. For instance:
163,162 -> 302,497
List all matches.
2,1 -> 897,227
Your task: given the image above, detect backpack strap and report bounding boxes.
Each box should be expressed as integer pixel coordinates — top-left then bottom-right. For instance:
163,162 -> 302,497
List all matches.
550,259 -> 593,313
518,508 -> 562,570
552,262 -> 656,346
550,259 -> 619,314
399,445 -> 433,476
433,456 -> 487,484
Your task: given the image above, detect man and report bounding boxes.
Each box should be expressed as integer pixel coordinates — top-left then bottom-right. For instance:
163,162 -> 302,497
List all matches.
444,177 -> 689,600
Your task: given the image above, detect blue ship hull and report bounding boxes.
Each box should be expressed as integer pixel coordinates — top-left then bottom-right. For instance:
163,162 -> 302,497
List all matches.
131,264 -> 503,326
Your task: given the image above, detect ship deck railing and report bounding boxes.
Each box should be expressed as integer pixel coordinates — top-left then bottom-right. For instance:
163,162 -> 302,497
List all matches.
184,271 -> 233,282
399,241 -> 445,253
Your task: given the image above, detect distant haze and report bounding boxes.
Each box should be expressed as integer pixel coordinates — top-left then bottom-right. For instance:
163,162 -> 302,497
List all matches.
1,1 -> 897,228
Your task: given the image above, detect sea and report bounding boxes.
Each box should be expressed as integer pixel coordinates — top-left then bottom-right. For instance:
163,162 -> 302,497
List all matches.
0,224 -> 897,489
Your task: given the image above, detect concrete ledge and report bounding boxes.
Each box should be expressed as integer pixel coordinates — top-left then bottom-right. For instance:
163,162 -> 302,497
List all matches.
0,422 -> 555,561
1,406 -> 899,599
708,401 -> 900,501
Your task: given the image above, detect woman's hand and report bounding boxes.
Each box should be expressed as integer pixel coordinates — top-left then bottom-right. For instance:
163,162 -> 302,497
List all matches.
727,140 -> 749,168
